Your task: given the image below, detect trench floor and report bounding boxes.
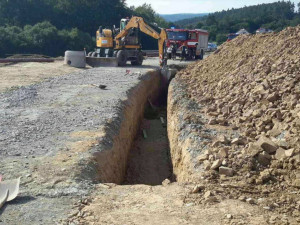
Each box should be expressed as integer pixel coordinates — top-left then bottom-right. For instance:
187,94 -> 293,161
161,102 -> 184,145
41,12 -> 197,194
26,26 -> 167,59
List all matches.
123,108 -> 173,185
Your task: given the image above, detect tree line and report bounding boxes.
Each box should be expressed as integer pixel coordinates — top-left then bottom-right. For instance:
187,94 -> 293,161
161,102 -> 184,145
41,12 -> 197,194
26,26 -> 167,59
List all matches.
175,1 -> 300,44
0,1 -> 169,57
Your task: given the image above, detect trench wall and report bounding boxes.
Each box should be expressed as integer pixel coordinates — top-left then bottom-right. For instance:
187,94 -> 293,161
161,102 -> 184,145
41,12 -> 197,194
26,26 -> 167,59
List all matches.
167,77 -> 211,183
78,70 -> 161,184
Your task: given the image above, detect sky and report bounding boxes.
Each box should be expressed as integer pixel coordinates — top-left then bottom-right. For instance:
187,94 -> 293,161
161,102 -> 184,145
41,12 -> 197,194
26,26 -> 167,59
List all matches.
126,0 -> 299,14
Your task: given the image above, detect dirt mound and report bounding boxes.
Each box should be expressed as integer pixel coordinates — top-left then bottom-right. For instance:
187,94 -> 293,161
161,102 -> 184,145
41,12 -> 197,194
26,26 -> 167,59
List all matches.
176,26 -> 300,218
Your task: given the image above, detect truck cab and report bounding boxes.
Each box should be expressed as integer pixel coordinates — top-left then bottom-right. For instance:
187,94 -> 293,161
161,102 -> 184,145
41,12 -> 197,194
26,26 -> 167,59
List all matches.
166,29 -> 208,60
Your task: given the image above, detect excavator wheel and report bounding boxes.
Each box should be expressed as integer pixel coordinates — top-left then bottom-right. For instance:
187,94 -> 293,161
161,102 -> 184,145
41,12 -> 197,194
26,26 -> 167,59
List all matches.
131,52 -> 143,66
117,50 -> 127,67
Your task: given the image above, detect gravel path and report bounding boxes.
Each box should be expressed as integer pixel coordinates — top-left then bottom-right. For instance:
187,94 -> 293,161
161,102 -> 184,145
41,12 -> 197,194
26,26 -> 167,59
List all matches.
0,57 -> 190,224
0,58 -> 162,224
0,61 -> 158,157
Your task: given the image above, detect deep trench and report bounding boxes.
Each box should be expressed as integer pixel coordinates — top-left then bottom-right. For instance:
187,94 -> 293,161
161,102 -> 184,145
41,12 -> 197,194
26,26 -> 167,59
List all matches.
122,80 -> 175,185
91,67 -> 186,185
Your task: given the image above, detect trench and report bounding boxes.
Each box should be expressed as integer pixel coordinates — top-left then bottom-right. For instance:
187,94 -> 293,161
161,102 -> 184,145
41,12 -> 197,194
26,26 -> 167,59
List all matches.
120,68 -> 176,185
85,66 -> 186,185
123,100 -> 174,185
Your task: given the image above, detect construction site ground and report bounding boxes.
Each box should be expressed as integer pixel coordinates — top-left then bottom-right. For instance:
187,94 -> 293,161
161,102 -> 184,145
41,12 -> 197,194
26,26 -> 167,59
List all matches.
0,58 -> 192,224
1,42 -> 298,225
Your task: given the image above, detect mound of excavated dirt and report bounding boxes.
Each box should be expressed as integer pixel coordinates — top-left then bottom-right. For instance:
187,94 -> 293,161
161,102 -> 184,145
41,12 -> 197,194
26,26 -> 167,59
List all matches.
175,26 -> 300,218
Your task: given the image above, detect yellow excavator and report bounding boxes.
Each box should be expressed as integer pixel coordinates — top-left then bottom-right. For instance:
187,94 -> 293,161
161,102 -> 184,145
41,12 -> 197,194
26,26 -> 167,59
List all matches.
86,16 -> 168,67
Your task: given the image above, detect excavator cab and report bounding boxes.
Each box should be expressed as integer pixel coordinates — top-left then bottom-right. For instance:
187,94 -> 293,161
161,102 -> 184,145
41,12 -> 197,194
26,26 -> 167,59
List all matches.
120,18 -> 130,31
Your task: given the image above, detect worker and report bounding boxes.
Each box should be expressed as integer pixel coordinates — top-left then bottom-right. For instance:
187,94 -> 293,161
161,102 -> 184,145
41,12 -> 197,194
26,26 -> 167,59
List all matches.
181,44 -> 187,61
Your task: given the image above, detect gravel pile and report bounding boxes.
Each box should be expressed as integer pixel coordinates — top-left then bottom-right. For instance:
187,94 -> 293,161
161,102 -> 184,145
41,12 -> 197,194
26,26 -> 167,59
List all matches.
176,26 -> 300,219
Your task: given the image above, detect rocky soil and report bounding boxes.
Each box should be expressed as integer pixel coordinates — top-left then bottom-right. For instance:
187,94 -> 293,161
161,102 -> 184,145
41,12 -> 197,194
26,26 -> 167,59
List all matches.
171,25 -> 300,223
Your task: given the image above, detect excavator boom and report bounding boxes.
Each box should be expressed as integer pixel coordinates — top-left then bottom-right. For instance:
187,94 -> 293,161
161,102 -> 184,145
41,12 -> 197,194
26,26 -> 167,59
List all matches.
115,16 -> 167,67
86,16 -> 168,67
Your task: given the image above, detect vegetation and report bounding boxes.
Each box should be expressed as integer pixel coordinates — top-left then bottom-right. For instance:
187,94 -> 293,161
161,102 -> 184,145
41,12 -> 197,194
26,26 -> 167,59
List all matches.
0,1 -> 169,56
175,1 -> 300,44
1,1 -> 299,56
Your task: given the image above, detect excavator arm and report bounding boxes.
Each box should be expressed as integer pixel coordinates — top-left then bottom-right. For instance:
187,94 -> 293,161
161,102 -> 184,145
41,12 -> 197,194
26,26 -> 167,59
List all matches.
115,16 -> 168,67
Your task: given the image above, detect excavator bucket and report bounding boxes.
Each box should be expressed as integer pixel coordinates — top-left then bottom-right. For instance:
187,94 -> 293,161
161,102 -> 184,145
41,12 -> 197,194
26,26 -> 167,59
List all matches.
86,56 -> 118,67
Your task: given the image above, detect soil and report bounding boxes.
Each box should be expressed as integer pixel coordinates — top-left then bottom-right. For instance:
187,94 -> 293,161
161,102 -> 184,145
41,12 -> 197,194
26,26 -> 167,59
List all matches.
2,52 -> 294,225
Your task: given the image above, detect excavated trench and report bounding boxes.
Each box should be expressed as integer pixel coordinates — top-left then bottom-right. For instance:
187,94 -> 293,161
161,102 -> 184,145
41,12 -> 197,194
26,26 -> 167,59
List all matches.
85,66 -> 185,185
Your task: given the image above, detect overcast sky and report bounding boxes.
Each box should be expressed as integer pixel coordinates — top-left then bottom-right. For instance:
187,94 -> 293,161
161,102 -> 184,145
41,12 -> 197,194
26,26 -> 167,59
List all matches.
126,0 -> 299,14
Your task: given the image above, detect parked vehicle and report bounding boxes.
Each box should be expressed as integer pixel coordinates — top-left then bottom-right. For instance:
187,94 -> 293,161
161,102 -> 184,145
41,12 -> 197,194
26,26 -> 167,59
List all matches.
236,29 -> 249,35
227,33 -> 239,42
206,43 -> 217,52
166,29 -> 209,60
256,28 -> 273,34
227,28 -> 250,42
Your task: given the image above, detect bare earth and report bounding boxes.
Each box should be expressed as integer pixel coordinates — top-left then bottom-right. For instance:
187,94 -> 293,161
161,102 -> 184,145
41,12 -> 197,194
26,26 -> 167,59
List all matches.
0,61 -> 85,92
1,56 -> 293,225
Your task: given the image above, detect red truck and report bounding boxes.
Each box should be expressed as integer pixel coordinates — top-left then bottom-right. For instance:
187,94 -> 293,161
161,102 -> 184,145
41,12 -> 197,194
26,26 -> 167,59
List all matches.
166,29 -> 209,60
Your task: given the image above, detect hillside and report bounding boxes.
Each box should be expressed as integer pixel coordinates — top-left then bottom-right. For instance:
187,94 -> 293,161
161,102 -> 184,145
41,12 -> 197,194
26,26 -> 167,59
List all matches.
0,1 -> 169,57
174,1 -> 300,44
160,13 -> 208,22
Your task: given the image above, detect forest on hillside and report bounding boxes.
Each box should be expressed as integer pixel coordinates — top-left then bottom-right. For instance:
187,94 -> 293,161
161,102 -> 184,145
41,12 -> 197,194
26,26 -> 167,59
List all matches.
1,1 -> 300,56
0,1 -> 169,57
175,1 -> 300,44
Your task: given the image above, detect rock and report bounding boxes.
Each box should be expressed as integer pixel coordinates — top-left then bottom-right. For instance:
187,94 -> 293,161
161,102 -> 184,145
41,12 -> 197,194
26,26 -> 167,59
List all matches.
205,196 -> 218,203
257,198 -> 265,204
211,159 -> 222,170
203,191 -> 212,199
203,160 -> 211,170
285,148 -> 295,157
253,109 -> 263,117
198,154 -> 208,162
219,166 -> 233,176
231,137 -> 246,145
212,141 -> 221,147
226,214 -> 233,219
256,136 -> 278,153
267,92 -> 279,102
238,196 -> 246,202
208,118 -> 217,125
275,148 -> 287,160
257,151 -> 271,166
246,143 -> 262,156
191,185 -> 205,193
246,198 -> 255,204
257,170 -> 271,184
162,179 -> 171,186
292,153 -> 300,163
219,135 -> 230,144
292,179 -> 300,188
277,140 -> 289,149
218,148 -> 229,158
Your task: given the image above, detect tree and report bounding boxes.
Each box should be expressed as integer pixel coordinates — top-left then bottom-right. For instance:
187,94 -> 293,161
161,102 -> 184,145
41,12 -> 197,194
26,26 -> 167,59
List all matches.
133,3 -> 156,22
196,22 -> 204,29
